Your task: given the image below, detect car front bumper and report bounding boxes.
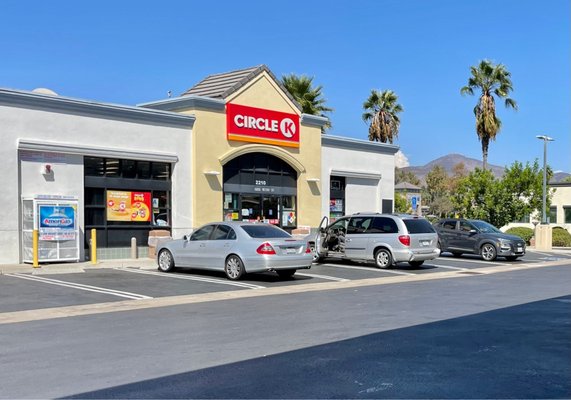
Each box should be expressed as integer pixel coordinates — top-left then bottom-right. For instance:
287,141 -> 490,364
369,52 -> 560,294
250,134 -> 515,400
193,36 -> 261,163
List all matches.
498,242 -> 526,257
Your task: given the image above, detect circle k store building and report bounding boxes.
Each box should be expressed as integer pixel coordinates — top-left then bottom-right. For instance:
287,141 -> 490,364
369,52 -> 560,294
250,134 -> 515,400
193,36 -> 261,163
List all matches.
0,65 -> 398,264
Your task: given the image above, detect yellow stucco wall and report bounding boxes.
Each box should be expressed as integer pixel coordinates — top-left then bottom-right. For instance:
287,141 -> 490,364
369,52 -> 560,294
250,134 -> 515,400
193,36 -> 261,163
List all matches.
178,71 -> 323,229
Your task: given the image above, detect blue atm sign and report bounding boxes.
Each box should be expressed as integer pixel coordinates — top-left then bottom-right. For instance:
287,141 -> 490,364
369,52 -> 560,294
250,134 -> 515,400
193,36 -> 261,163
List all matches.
38,205 -> 77,240
411,196 -> 418,210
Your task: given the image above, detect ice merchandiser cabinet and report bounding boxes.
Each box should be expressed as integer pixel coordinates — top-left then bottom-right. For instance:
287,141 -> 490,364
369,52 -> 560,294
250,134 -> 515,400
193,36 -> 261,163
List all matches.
22,196 -> 80,263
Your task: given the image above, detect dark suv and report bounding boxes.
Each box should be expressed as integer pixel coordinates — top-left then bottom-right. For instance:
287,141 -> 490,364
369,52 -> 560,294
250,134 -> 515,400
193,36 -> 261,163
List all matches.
433,218 -> 526,261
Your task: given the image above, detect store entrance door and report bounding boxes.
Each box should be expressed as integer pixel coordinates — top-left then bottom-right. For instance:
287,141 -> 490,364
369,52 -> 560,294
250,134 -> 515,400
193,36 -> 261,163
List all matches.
240,194 -> 281,226
261,195 -> 280,225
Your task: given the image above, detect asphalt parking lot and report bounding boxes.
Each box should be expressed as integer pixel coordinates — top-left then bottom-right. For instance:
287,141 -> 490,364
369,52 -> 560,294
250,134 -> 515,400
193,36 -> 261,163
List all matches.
1,249 -> 570,315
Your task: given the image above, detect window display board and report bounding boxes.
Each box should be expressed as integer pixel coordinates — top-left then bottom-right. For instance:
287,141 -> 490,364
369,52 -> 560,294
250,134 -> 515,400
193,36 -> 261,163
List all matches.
22,196 -> 80,263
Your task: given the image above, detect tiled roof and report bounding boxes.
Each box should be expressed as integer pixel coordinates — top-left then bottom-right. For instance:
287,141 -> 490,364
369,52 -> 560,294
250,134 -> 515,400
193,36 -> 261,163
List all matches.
181,65 -> 301,111
395,182 -> 421,190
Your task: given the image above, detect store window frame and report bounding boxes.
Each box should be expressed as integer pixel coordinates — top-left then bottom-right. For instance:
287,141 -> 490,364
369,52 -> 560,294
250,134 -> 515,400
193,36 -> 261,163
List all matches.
84,156 -> 172,249
564,206 -> 571,224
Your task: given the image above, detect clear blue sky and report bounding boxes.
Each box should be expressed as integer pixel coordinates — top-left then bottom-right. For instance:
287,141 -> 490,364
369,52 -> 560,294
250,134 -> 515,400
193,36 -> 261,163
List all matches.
2,0 -> 569,172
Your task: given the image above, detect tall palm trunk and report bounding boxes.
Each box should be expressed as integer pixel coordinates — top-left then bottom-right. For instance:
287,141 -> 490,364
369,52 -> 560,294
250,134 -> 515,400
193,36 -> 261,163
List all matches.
481,136 -> 490,171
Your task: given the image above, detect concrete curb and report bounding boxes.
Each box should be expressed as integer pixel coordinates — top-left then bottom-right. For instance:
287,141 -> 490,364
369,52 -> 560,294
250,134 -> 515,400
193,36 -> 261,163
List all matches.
0,258 -> 157,275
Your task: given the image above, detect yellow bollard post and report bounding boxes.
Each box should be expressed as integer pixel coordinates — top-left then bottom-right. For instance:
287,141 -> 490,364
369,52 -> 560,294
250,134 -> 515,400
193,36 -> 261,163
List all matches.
91,228 -> 97,264
32,229 -> 40,268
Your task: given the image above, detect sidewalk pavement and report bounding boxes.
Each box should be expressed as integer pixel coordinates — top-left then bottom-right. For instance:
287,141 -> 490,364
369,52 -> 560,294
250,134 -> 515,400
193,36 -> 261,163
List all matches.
0,257 -> 158,275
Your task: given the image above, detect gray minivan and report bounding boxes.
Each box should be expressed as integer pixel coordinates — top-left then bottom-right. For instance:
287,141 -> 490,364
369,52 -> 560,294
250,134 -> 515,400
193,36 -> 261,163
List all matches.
313,213 -> 440,268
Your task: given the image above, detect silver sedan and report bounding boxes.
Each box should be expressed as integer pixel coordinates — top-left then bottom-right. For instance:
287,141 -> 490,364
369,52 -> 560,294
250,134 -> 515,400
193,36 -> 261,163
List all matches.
156,221 -> 313,280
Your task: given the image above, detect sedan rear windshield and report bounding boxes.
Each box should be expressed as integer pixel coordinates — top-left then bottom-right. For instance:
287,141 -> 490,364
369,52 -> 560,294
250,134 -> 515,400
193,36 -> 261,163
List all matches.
403,219 -> 436,234
240,225 -> 292,239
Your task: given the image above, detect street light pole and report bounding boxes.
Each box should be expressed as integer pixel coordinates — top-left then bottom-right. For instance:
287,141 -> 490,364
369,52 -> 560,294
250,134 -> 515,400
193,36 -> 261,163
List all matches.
536,135 -> 554,224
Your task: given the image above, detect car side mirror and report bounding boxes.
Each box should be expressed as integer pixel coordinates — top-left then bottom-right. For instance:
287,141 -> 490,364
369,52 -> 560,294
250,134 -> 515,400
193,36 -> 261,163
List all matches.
183,235 -> 190,241
469,229 -> 477,234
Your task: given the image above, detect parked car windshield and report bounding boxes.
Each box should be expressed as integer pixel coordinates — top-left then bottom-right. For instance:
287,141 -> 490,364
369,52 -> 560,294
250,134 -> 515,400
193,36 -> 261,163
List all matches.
403,219 -> 435,234
240,224 -> 291,238
472,220 -> 502,234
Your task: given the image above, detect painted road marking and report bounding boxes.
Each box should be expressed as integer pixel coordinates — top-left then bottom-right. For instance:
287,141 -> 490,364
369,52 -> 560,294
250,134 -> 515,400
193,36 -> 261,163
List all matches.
296,272 -> 349,282
437,257 -> 510,266
1,259 -> 569,325
117,268 -> 266,289
7,273 -> 152,300
321,263 -> 415,276
427,264 -> 471,271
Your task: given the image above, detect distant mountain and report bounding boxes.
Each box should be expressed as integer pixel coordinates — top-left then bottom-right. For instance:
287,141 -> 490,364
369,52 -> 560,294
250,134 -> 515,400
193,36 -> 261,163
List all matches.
401,154 -> 504,184
553,171 -> 571,183
400,153 -> 570,184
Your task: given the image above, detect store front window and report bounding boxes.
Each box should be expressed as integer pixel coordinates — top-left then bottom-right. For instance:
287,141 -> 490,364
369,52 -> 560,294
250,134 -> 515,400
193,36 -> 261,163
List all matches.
223,153 -> 297,230
84,157 -> 172,249
330,176 -> 346,221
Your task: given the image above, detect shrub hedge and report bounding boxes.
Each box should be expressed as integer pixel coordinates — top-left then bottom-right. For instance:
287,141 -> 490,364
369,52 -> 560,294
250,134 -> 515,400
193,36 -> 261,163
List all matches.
505,227 -> 534,244
552,227 -> 571,247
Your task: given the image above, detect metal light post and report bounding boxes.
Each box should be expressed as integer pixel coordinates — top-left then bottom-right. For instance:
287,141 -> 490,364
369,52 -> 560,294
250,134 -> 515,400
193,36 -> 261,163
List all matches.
536,135 -> 554,224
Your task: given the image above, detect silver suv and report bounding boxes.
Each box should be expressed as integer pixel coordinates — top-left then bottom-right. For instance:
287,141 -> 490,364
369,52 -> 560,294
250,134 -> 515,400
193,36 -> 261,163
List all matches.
313,213 -> 440,268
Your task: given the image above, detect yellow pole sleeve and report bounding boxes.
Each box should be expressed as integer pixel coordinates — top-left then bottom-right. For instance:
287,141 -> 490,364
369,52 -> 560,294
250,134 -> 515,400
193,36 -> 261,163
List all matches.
91,228 -> 97,264
32,229 -> 39,268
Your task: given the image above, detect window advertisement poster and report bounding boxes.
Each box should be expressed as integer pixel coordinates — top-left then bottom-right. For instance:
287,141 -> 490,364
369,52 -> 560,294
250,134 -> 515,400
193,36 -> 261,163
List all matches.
330,199 -> 344,212
282,211 -> 296,227
107,190 -> 151,222
38,205 -> 77,240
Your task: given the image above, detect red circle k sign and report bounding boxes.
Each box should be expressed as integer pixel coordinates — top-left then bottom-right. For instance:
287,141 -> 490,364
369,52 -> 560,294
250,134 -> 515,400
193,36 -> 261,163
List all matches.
226,103 -> 300,148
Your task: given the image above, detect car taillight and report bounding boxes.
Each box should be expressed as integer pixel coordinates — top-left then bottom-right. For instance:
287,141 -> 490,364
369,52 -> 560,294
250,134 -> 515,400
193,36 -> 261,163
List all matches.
398,235 -> 411,246
256,242 -> 276,255
305,243 -> 312,253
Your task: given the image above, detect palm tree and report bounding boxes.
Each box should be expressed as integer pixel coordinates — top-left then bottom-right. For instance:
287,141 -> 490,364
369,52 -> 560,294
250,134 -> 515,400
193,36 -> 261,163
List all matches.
362,89 -> 403,143
281,74 -> 333,131
461,60 -> 517,170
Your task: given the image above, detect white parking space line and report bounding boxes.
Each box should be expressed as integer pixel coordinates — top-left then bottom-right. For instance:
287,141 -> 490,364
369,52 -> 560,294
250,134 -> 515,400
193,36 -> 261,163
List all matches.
7,273 -> 152,300
296,272 -> 349,282
321,263 -> 415,276
117,268 -> 266,289
427,264 -> 470,271
437,258 -> 509,266
528,250 -> 557,257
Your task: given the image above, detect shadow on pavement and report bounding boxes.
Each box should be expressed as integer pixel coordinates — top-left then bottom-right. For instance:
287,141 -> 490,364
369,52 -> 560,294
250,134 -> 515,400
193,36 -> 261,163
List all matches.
64,295 -> 571,399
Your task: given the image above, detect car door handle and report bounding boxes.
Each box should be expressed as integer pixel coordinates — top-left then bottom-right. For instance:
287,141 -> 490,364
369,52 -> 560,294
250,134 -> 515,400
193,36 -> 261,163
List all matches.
199,243 -> 206,247
346,238 -> 352,242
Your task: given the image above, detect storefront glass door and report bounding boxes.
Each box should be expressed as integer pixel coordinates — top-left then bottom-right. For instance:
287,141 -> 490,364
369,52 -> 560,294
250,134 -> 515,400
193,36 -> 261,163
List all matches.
262,195 -> 280,225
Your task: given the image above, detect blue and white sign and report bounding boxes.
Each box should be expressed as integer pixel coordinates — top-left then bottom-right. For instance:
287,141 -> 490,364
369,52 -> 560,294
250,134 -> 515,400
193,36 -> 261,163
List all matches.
411,196 -> 418,210
38,205 -> 76,240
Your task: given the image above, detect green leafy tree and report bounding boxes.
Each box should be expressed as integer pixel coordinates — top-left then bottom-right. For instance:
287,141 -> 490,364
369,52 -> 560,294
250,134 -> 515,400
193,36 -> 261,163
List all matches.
453,161 -> 552,227
425,166 -> 453,217
461,60 -> 517,170
425,165 -> 448,201
452,168 -> 497,222
395,168 -> 421,186
362,89 -> 403,143
449,162 -> 468,192
394,193 -> 409,213
281,74 -> 333,131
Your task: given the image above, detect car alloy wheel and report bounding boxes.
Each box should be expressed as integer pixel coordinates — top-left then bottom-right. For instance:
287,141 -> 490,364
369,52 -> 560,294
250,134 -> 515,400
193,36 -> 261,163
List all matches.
157,249 -> 174,272
374,248 -> 392,269
481,243 -> 497,261
225,255 -> 245,280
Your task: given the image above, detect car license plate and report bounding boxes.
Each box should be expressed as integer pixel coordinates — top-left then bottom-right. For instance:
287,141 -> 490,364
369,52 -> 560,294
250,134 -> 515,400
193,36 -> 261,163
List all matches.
421,240 -> 430,246
517,247 -> 523,252
286,248 -> 296,254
